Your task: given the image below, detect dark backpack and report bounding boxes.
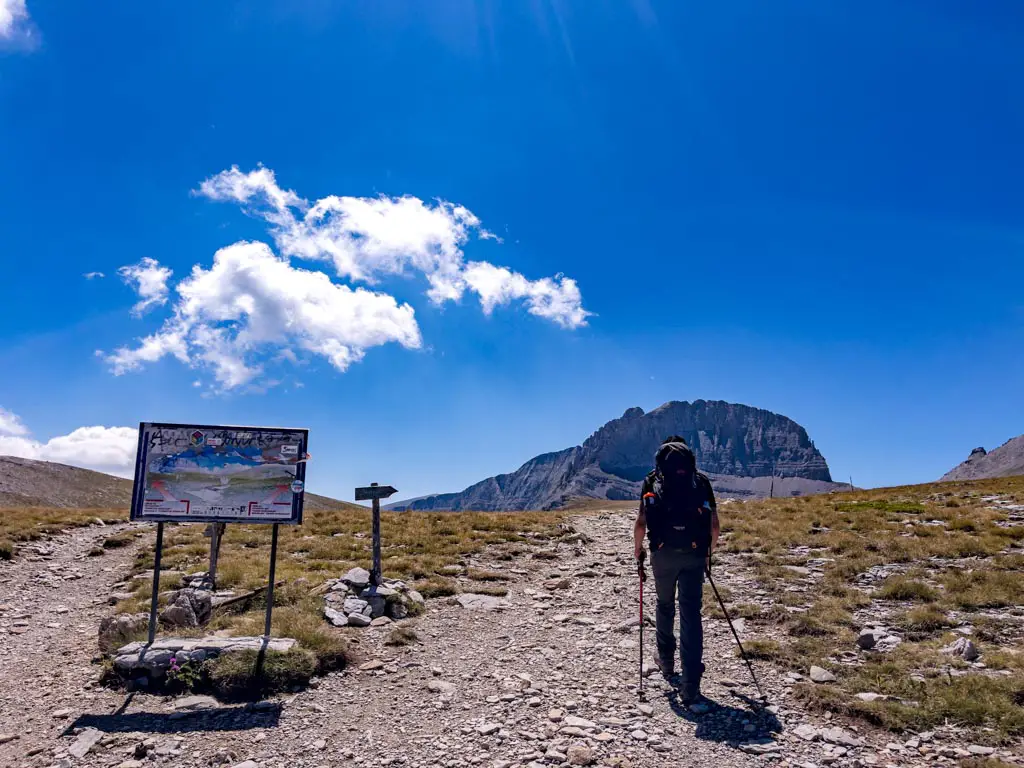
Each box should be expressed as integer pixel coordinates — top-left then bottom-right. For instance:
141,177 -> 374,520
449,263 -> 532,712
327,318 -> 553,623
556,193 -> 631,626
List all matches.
642,443 -> 715,554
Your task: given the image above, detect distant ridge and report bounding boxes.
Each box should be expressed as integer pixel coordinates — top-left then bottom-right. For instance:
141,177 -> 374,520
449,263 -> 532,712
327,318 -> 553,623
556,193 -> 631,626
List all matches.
941,434 -> 1024,481
0,455 -> 356,511
391,399 -> 843,511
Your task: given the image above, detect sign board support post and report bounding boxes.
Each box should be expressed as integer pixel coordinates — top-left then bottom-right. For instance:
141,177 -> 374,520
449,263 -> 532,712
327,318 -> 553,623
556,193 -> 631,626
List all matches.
354,483 -> 398,589
264,524 -> 280,638
146,522 -> 164,647
208,522 -> 225,589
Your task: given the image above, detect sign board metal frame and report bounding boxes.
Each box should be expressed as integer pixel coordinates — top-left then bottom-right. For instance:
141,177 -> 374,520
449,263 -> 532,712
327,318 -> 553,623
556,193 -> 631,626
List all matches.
130,421 -> 309,650
130,421 -> 309,525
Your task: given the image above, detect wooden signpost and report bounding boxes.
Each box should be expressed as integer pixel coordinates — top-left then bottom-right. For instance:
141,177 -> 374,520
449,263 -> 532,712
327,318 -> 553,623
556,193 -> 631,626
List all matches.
354,483 -> 398,588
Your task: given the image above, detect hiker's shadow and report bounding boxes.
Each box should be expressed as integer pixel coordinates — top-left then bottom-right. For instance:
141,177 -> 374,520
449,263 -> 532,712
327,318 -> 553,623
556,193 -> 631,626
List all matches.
665,690 -> 783,744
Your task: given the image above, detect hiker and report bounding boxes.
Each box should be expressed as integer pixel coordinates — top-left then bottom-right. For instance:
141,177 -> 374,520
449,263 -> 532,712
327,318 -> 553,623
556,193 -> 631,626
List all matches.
634,436 -> 720,706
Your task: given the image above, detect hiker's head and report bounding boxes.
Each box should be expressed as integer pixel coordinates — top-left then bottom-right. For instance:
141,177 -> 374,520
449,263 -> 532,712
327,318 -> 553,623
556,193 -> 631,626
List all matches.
656,440 -> 696,479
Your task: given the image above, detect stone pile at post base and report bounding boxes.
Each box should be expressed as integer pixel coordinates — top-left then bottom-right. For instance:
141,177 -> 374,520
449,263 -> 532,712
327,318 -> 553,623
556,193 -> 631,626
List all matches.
322,567 -> 424,628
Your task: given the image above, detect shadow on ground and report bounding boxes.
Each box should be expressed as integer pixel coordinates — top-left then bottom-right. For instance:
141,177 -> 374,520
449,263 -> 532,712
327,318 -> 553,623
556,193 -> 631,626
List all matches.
68,703 -> 282,735
665,689 -> 783,745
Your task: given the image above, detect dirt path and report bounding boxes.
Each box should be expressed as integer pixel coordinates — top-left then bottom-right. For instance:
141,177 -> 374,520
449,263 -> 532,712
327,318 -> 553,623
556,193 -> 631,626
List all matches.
0,521 -> 145,764
0,511 -> 993,768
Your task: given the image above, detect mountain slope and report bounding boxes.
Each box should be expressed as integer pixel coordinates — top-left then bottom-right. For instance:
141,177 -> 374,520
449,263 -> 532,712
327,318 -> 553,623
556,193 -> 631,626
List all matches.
0,455 -> 356,511
941,434 -> 1024,481
393,400 -> 841,511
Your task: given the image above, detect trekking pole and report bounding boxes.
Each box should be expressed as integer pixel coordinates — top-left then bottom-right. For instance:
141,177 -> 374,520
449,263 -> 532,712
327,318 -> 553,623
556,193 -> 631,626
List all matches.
705,564 -> 767,702
637,549 -> 647,700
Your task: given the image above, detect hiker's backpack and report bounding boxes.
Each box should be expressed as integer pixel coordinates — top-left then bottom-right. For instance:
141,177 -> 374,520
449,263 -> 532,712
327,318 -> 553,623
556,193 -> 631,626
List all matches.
642,443 -> 716,554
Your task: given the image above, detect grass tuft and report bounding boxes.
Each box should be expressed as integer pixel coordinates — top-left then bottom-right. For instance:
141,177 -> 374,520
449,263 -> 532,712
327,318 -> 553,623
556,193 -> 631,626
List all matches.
206,649 -> 316,701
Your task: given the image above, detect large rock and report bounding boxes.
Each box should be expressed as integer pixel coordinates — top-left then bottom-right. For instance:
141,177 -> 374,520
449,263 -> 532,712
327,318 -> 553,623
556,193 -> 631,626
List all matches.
942,636 -> 980,661
160,588 -> 212,628
324,607 -> 348,627
390,400 -> 839,510
343,597 -> 370,616
113,636 -> 296,676
341,568 -> 371,591
99,613 -> 149,654
809,665 -> 836,683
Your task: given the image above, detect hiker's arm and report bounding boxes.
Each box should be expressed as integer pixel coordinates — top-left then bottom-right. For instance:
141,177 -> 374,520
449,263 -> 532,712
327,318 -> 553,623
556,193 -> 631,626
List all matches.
634,503 -> 646,559
707,481 -> 720,552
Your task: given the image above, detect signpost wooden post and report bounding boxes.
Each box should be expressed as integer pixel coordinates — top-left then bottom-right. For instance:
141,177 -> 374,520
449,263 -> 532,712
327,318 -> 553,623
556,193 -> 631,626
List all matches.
354,483 -> 398,588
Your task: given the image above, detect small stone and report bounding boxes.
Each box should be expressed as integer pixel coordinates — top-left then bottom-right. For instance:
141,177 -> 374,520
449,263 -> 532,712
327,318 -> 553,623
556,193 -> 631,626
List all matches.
566,744 -> 596,766
427,680 -> 455,694
810,665 -> 837,683
68,728 -> 104,758
637,703 -> 653,716
855,692 -> 887,702
172,695 -> 220,710
548,708 -> 565,722
820,726 -> 864,748
564,716 -> 596,729
793,724 -> 820,742
324,606 -> 348,627
630,730 -> 648,741
359,659 -> 385,671
370,616 -> 392,627
230,762 -> 259,768
347,612 -> 371,627
478,723 -> 501,735
720,678 -> 739,687
740,742 -> 782,755
52,708 -> 73,718
967,746 -> 995,756
0,734 -> 17,745
456,593 -> 506,611
544,578 -> 571,590
527,696 -> 541,707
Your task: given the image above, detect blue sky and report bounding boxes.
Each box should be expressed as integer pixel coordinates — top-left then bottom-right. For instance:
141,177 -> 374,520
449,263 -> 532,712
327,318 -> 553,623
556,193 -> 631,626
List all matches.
1,1 -> 1022,500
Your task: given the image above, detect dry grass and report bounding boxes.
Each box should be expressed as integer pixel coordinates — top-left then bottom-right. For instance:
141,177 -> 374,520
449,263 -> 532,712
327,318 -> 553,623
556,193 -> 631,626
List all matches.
0,507 -> 124,558
116,507 -> 566,670
719,476 -> 1024,742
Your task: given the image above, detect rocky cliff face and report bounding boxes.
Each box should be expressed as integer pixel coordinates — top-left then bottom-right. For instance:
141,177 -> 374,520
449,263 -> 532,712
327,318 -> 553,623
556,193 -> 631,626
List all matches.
395,400 -> 838,511
941,435 -> 1024,481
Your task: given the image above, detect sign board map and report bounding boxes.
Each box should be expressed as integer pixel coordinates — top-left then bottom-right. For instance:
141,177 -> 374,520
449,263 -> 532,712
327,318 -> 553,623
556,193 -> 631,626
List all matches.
130,422 -> 309,524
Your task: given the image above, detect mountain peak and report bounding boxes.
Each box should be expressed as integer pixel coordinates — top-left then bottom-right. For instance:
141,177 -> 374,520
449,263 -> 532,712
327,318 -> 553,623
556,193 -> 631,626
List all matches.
395,400 -> 839,511
941,435 -> 1024,481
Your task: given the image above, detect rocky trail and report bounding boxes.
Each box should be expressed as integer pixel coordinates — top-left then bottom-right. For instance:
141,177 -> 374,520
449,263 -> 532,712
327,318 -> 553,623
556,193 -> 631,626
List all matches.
0,511 -> 1015,768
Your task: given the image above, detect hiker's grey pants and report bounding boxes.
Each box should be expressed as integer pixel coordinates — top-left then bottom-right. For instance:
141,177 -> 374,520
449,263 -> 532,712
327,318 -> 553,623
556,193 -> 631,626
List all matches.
651,546 -> 706,686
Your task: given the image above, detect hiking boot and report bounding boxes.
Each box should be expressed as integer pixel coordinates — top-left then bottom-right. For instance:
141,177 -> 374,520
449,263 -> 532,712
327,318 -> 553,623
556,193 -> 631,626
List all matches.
654,655 -> 675,678
681,682 -> 701,705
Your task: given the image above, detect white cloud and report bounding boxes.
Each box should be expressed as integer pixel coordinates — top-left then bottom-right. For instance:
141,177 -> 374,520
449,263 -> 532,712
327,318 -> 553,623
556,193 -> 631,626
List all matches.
0,0 -> 36,47
461,262 -> 590,329
83,271 -> 106,280
107,166 -> 588,389
0,407 -> 137,478
195,166 -> 588,324
0,406 -> 28,436
118,257 -> 173,316
105,241 -> 422,389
